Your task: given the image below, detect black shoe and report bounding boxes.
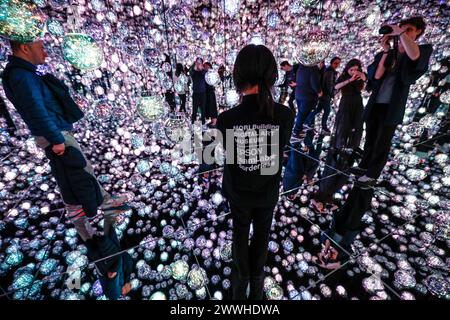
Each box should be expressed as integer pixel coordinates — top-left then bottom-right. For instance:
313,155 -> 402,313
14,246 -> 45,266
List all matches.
350,166 -> 367,176
249,277 -> 264,300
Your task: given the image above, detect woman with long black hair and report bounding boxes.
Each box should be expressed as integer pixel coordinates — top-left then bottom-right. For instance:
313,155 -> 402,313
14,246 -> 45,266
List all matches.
333,58 -> 366,150
311,59 -> 366,213
216,45 -> 294,300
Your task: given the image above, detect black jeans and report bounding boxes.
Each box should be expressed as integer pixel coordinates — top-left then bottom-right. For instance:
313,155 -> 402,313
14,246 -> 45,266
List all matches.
0,97 -> 16,133
178,94 -> 186,112
192,92 -> 206,124
359,103 -> 397,179
230,203 -> 275,300
165,91 -> 176,112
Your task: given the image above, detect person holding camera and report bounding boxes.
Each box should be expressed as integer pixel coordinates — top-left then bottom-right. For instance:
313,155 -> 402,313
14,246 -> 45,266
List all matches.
355,16 -> 433,187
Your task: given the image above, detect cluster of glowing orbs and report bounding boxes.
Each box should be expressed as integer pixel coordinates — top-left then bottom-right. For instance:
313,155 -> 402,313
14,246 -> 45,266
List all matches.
62,33 -> 103,71
136,96 -> 166,122
297,31 -> 331,66
46,19 -> 64,37
187,267 -> 208,290
0,0 -> 46,43
249,34 -> 265,46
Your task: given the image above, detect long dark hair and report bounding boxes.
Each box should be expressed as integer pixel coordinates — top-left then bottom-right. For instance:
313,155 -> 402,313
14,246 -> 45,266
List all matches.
233,45 -> 278,118
337,58 -> 363,82
175,63 -> 184,77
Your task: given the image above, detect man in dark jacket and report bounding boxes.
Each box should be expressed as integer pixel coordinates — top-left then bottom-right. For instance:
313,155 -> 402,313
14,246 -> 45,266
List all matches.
279,61 -> 299,113
293,64 -> 322,137
355,16 -> 433,187
2,39 -> 129,241
305,57 -> 341,133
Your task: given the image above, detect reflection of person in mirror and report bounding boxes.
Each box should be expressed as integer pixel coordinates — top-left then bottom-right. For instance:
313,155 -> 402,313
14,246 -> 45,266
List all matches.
354,16 -> 433,188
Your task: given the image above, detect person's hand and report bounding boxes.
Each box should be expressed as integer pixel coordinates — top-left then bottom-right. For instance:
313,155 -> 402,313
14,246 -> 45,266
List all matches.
52,143 -> 65,156
107,271 -> 117,279
356,71 -> 367,81
318,91 -> 323,97
288,81 -> 296,87
380,35 -> 390,52
349,73 -> 359,82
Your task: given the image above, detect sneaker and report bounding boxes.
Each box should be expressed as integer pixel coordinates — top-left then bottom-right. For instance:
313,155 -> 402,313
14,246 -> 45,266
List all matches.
101,194 -> 129,210
356,175 -> 376,188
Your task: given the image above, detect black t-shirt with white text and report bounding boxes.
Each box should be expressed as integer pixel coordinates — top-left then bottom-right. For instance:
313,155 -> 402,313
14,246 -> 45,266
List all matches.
216,94 -> 294,208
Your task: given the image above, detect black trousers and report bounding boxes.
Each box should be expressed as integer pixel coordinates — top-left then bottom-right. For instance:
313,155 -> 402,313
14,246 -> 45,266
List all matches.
178,94 -> 186,112
0,97 -> 16,133
165,91 -> 176,112
287,91 -> 296,114
230,202 -> 275,300
359,103 -> 397,179
192,92 -> 206,124
324,186 -> 374,261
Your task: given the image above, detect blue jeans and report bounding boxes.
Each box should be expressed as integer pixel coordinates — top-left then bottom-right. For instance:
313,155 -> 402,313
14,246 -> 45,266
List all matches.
293,99 -> 318,134
305,98 -> 331,130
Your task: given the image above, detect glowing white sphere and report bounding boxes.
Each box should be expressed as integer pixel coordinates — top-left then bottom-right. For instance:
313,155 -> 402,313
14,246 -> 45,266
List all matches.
249,34 -> 265,46
225,89 -> 240,107
136,96 -> 166,122
224,0 -> 241,17
62,33 -> 103,71
205,69 -> 220,86
297,32 -> 331,66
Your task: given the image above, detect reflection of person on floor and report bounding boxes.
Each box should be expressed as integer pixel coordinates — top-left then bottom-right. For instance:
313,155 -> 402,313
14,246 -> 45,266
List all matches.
2,39 -> 129,242
85,225 -> 134,300
283,132 -> 324,200
216,45 -> 294,300
354,16 -> 433,187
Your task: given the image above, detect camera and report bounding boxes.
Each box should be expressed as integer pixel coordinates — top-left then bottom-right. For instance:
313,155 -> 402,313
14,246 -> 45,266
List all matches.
379,25 -> 393,35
